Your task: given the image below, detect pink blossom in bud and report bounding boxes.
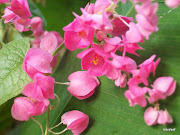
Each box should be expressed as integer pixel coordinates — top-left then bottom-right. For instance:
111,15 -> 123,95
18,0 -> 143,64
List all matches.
158,109 -> 173,125
125,22 -> 144,43
0,0 -> 9,4
111,16 -> 133,36
23,73 -> 55,101
77,45 -> 110,76
40,33 -> 58,53
144,107 -> 159,126
152,77 -> 176,97
31,17 -> 43,32
63,19 -> 94,51
165,0 -> 180,8
124,89 -> 147,107
2,7 -> 18,23
61,110 -> 89,135
115,72 -> 127,88
122,35 -> 143,57
22,48 -> 53,79
111,53 -> 137,73
10,0 -> 31,19
14,18 -> 31,32
31,17 -> 44,37
11,97 -> 35,121
68,71 -> 100,100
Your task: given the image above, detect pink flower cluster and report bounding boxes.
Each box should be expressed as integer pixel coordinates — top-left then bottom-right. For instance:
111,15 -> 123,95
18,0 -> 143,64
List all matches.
2,0 -> 32,32
63,0 -> 177,127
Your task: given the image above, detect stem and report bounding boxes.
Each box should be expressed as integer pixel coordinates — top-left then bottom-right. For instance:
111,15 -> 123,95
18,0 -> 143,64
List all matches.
51,42 -> 65,56
49,128 -> 67,135
45,107 -> 50,135
55,82 -> 70,85
31,117 -> 44,135
2,24 -> 9,43
114,11 -> 130,27
51,94 -> 60,110
49,122 -> 62,130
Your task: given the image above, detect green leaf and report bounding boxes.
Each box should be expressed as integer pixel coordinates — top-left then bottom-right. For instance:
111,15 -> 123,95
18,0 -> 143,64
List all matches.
0,39 -> 31,105
20,1 -> 180,135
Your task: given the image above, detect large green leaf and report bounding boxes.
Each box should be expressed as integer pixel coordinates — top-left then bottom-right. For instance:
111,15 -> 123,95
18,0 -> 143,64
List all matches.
20,1 -> 180,135
0,39 -> 31,105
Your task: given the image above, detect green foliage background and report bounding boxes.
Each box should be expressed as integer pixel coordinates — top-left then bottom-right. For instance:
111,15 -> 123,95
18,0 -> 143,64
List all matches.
0,0 -> 179,135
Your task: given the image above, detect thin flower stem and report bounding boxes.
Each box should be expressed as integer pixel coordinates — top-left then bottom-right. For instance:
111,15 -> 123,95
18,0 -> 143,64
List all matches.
51,42 -> 65,56
31,117 -> 44,135
45,107 -> 50,135
114,11 -> 130,27
51,94 -> 60,110
49,122 -> 62,130
49,128 -> 67,135
54,82 -> 70,85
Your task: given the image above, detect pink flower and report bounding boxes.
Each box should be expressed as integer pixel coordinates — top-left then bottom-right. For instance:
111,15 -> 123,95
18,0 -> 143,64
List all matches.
148,77 -> 176,103
40,33 -> 58,53
131,55 -> 160,86
67,71 -> 100,100
11,97 -> 49,121
63,19 -> 94,51
148,89 -> 166,103
10,0 -> 31,19
11,97 -> 35,121
152,77 -> 176,97
165,0 -> 180,8
111,15 -> 133,36
111,53 -> 137,73
1,7 -> 18,23
124,89 -> 147,107
125,22 -> 144,43
158,109 -> 173,125
28,99 -> 49,116
144,107 -> 159,126
23,73 -> 55,101
22,48 -> 53,79
0,0 -> 9,4
77,45 -> 110,76
31,17 -> 44,37
122,35 -> 143,57
115,72 -> 127,88
61,110 -> 89,135
14,18 -> 31,32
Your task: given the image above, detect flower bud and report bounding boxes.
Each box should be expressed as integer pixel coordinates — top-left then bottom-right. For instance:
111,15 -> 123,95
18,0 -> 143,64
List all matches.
68,71 -> 100,100
61,110 -> 89,135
